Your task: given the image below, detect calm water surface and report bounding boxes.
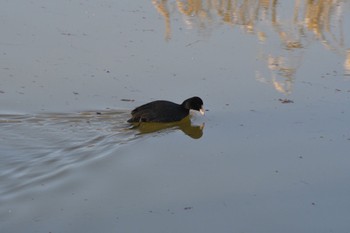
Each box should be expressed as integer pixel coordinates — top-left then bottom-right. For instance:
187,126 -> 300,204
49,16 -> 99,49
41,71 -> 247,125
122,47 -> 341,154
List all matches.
1,1 -> 350,232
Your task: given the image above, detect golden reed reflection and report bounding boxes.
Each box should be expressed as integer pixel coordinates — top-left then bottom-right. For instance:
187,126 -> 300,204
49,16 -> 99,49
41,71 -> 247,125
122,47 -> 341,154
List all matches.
152,0 -> 350,93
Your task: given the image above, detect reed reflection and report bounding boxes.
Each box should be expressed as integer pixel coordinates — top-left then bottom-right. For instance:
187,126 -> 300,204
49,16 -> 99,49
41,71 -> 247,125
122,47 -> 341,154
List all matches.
130,117 -> 204,139
152,0 -> 349,93
345,49 -> 350,75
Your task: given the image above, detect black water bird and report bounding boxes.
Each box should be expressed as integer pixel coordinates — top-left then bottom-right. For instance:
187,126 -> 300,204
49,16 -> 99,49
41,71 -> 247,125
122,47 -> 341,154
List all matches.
127,96 -> 204,123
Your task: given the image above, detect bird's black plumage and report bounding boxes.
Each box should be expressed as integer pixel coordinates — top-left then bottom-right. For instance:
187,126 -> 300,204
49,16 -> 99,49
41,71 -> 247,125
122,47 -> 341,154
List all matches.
127,96 -> 204,123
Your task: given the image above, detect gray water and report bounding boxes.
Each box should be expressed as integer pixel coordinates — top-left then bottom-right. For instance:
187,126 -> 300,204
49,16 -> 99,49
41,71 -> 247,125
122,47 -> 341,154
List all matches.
1,1 -> 350,232
0,111 -> 133,201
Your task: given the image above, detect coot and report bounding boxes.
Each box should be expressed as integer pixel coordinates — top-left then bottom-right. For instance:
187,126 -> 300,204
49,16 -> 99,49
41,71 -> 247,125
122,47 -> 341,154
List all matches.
127,96 -> 204,123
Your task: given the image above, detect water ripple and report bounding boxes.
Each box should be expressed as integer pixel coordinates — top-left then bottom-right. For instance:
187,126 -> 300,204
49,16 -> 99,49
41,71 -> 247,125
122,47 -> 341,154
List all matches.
0,110 -> 137,201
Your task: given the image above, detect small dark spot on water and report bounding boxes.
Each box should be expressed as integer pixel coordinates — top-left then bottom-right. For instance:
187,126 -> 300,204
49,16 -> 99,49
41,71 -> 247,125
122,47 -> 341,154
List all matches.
167,209 -> 175,215
63,32 -> 72,36
184,206 -> 193,210
96,112 -> 102,115
279,98 -> 294,104
73,92 -> 79,95
121,98 -> 135,102
0,90 -> 4,94
312,202 -> 316,206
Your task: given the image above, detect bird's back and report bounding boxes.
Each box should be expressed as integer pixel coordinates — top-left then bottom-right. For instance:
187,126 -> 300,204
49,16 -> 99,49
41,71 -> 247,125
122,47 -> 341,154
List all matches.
128,100 -> 189,122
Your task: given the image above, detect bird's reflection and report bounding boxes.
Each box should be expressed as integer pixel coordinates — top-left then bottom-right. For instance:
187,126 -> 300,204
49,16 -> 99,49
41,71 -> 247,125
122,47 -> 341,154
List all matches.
129,117 -> 204,139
